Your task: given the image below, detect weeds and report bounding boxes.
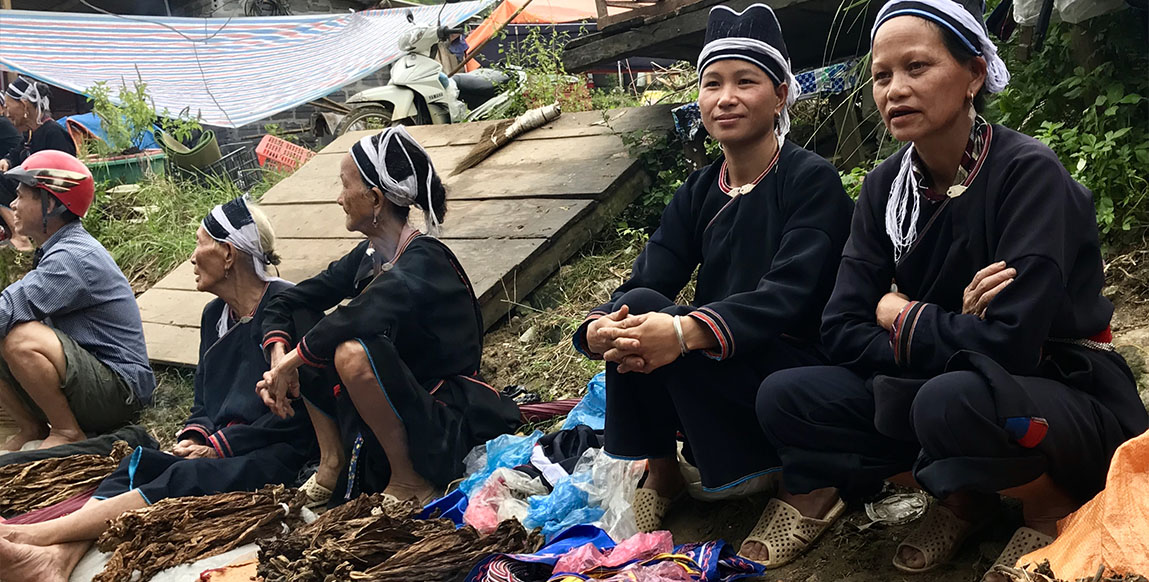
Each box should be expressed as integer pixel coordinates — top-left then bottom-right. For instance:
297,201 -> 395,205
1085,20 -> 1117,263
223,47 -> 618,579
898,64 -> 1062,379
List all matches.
138,366 -> 197,449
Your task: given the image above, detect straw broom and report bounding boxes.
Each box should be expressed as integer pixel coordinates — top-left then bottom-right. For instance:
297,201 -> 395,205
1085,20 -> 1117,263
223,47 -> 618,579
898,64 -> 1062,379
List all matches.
451,103 -> 561,176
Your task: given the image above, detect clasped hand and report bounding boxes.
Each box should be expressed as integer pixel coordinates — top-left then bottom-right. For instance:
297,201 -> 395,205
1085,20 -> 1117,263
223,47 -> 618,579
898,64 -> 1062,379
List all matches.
257,346 -> 301,419
586,306 -> 683,374
875,261 -> 1016,330
172,438 -> 217,459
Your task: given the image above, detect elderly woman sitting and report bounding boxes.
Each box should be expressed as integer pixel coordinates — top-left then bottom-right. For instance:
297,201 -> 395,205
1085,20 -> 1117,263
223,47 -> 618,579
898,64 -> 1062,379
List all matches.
258,127 -> 520,508
0,198 -> 322,582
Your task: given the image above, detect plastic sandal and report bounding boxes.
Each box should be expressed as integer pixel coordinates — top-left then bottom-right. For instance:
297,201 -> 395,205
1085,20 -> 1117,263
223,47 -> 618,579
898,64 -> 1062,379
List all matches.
892,503 -> 978,573
740,497 -> 847,569
981,527 -> 1054,581
632,488 -> 675,533
300,473 -> 333,509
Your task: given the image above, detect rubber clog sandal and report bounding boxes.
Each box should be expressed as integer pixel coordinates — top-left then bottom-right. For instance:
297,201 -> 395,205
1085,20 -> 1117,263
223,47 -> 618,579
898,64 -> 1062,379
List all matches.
981,527 -> 1054,581
300,473 -> 333,509
892,503 -> 978,573
632,488 -> 676,533
740,497 -> 847,569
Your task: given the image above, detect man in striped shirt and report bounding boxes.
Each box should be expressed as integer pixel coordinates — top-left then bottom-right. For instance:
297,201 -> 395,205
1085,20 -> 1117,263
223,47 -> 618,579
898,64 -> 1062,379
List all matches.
0,151 -> 154,451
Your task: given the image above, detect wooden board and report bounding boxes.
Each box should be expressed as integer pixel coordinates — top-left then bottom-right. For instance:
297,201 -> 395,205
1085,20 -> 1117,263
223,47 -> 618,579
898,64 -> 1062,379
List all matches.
137,105 -> 675,367
261,199 -> 595,241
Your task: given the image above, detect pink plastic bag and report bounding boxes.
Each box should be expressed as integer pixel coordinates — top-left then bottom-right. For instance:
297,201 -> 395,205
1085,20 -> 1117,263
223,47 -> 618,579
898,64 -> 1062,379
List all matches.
552,531 -> 674,573
600,561 -> 695,581
463,467 -> 548,535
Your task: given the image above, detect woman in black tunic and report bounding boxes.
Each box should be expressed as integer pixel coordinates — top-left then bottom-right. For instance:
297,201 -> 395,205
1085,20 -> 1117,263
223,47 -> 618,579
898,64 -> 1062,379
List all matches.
258,127 -> 520,508
1,77 -> 76,252
0,198 -> 320,582
572,3 -> 853,566
755,0 -> 1149,578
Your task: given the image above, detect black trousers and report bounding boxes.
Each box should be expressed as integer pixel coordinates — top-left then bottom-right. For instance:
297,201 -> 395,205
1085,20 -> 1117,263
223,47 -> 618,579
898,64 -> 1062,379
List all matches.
756,356 -> 1138,503
604,288 -> 823,491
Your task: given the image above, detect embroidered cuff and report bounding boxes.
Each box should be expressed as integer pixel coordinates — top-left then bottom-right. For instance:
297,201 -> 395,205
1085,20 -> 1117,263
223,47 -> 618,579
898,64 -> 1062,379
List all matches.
297,336 -> 330,368
207,433 -> 229,458
688,308 -> 732,361
177,425 -> 211,444
262,330 -> 291,348
892,301 -> 927,367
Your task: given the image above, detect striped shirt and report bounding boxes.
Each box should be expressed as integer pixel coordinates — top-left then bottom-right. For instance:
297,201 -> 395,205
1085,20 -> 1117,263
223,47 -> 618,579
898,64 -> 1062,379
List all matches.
0,221 -> 155,404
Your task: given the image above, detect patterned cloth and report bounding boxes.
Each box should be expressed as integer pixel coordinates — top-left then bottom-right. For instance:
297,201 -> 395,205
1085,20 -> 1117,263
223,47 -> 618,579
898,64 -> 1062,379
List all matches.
911,115 -> 990,202
794,58 -> 863,98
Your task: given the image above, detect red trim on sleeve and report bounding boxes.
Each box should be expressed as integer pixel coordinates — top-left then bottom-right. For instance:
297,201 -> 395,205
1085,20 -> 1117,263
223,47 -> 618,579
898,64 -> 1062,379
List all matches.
687,311 -> 729,360
207,434 -> 227,458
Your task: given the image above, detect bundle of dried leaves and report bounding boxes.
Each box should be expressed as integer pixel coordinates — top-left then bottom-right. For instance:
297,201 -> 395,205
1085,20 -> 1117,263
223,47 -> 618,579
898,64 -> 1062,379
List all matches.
0,440 -> 132,515
258,493 -> 543,582
93,484 -> 304,582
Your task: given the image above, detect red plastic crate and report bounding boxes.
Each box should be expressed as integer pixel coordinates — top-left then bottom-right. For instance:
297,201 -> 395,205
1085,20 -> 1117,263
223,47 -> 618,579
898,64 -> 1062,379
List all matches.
255,134 -> 316,171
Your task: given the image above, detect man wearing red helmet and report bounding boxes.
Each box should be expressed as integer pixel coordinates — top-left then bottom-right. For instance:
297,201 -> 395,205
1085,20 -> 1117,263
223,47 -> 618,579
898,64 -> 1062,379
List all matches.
0,150 -> 155,452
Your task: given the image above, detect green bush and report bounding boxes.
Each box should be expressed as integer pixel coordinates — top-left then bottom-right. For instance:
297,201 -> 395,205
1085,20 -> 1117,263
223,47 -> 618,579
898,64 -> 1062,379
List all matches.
992,15 -> 1148,246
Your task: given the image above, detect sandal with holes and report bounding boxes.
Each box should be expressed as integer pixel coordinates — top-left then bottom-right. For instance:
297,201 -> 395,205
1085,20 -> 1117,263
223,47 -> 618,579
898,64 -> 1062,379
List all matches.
981,527 -> 1054,581
632,488 -> 679,533
739,497 -> 847,568
893,502 -> 980,573
300,473 -> 333,509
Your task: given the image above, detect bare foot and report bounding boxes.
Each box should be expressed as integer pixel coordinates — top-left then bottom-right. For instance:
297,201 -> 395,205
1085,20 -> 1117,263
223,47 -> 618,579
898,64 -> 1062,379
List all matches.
740,487 -> 839,562
0,522 -> 43,546
1,425 -> 49,452
0,538 -> 70,582
37,428 -> 85,450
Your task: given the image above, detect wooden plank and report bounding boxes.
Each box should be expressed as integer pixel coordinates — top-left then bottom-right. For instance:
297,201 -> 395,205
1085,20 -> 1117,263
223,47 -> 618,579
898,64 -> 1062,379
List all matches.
261,199 -> 595,240
270,137 -> 635,204
446,157 -> 639,200
153,238 -> 365,291
475,167 -> 651,327
143,322 -> 203,367
138,288 -> 213,328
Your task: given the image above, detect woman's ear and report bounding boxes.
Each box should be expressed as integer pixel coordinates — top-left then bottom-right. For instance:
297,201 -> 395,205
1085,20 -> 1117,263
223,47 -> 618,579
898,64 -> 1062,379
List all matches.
968,56 -> 988,98
775,81 -> 790,115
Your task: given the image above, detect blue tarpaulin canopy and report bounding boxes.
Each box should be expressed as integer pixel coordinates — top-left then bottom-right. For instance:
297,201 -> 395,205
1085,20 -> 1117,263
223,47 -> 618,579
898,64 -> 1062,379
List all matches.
0,4 -> 492,128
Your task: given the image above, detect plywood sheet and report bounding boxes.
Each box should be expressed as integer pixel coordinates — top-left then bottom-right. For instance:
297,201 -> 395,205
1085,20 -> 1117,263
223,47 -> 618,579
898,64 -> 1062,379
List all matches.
261,199 -> 594,241
138,288 -> 213,328
143,322 -> 203,367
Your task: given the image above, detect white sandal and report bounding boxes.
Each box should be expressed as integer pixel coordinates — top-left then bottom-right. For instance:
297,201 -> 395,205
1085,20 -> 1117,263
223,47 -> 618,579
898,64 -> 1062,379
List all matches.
982,527 -> 1054,581
892,503 -> 978,573
300,473 -> 333,509
632,488 -> 676,533
740,497 -> 847,568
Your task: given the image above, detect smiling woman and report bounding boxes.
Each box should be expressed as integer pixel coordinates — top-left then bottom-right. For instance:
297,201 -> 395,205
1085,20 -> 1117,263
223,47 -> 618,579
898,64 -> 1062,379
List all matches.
571,2 -> 855,568
755,1 -> 1149,580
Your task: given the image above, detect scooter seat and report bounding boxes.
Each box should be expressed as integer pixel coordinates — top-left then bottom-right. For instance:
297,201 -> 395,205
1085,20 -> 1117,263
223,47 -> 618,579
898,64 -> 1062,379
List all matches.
453,70 -> 510,110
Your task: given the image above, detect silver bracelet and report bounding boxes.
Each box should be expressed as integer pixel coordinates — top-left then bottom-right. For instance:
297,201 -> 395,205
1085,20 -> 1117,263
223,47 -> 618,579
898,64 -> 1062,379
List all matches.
672,315 -> 689,355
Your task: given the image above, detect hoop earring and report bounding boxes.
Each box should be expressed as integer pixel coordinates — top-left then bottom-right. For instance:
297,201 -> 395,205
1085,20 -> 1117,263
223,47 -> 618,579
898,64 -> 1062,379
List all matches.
224,266 -> 230,280
372,213 -> 379,227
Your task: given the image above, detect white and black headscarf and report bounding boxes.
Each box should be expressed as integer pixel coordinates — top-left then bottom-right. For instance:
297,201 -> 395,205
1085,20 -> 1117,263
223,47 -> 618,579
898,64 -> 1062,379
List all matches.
350,126 -> 441,237
697,3 -> 801,141
5,76 -> 50,121
202,196 -> 282,336
872,0 -> 1010,262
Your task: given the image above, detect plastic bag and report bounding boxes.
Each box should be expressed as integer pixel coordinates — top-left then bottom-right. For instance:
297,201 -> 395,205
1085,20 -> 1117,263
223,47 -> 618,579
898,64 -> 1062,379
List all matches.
553,531 -> 674,573
1013,0 -> 1125,25
572,447 -> 646,542
523,476 -> 595,536
462,467 -> 548,535
600,561 -> 695,582
458,430 -> 543,497
562,372 -> 606,431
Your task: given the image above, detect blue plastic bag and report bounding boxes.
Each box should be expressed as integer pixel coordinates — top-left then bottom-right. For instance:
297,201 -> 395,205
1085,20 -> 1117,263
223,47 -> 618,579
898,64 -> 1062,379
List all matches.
522,473 -> 607,541
562,372 -> 606,431
458,430 -> 542,497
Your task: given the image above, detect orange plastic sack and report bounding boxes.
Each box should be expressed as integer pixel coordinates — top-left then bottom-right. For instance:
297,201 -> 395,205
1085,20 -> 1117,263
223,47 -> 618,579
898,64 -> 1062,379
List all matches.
1018,429 -> 1149,577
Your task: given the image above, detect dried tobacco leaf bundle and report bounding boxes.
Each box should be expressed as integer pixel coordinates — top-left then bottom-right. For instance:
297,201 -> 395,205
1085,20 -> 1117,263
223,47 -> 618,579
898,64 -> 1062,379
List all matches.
0,441 -> 132,516
94,484 -> 305,582
258,493 -> 542,582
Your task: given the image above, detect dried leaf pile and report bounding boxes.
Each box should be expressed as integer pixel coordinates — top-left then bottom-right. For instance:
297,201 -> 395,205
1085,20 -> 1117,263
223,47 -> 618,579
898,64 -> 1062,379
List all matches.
0,440 -> 132,515
994,560 -> 1149,582
93,484 -> 304,582
258,493 -> 543,582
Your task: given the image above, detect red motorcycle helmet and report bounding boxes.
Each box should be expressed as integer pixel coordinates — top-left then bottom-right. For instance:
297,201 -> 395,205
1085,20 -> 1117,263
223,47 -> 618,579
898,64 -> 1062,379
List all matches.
4,150 -> 95,218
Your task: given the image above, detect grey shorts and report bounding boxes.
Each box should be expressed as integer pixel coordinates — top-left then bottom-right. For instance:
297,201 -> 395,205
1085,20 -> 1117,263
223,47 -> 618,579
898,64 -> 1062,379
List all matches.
0,329 -> 139,433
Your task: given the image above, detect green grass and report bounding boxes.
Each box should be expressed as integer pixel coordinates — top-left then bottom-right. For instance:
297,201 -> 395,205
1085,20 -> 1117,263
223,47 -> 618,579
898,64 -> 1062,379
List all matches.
81,170 -> 287,293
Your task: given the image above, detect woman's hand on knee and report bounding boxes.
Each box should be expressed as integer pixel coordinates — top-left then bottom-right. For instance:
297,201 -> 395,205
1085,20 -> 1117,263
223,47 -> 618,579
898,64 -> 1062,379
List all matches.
587,305 -> 635,355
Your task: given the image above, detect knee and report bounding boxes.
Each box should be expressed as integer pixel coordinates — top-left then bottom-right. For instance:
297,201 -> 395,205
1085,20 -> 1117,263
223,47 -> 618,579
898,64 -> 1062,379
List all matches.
0,321 -> 54,361
910,371 -> 991,442
756,368 -> 818,435
333,340 -> 373,386
615,288 -> 673,315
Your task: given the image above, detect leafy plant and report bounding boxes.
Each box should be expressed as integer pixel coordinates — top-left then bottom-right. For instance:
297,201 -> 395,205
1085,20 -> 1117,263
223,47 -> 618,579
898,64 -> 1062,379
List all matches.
499,26 -> 593,115
87,79 -> 157,156
992,15 -> 1148,245
159,106 -> 204,146
617,130 -> 696,234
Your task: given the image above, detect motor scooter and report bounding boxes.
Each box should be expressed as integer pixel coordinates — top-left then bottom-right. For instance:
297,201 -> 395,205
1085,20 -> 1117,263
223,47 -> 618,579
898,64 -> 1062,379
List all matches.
334,12 -> 522,135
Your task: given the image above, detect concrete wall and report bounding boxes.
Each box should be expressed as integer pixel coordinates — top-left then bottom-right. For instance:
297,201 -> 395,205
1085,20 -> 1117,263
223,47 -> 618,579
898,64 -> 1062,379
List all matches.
174,0 -> 368,18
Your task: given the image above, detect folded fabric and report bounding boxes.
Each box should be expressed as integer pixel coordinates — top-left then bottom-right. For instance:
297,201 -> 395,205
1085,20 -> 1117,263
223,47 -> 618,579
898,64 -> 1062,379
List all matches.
0,425 -> 157,467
